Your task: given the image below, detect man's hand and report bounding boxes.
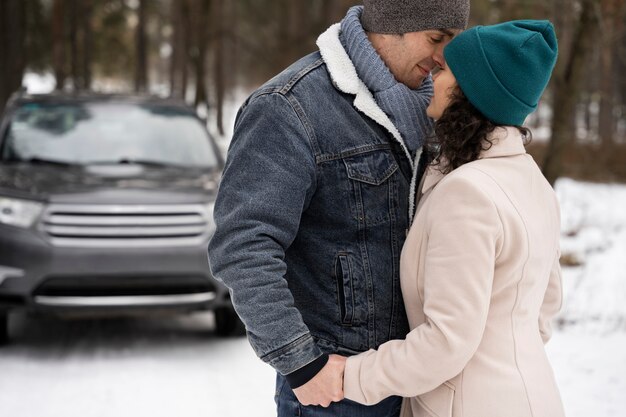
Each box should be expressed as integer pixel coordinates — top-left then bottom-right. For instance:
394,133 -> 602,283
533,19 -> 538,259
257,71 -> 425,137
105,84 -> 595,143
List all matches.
292,354 -> 347,407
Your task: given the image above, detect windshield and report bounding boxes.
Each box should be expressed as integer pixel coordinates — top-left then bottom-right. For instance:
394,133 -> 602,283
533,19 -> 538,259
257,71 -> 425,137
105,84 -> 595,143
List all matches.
1,102 -> 219,168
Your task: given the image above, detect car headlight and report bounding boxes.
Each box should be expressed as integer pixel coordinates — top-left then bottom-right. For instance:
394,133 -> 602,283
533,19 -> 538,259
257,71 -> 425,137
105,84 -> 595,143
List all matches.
0,197 -> 44,228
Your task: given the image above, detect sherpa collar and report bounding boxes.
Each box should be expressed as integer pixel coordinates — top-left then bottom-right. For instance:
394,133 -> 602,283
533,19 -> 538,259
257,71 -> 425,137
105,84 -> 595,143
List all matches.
316,23 -> 424,222
316,24 -> 414,171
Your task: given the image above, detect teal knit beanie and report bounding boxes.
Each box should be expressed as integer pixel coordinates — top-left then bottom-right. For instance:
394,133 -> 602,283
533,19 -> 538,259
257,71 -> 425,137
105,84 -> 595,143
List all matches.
443,20 -> 558,126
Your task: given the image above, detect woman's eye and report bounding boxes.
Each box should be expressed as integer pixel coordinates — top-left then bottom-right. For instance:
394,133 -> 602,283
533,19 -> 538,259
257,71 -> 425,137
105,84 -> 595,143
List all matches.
431,66 -> 443,76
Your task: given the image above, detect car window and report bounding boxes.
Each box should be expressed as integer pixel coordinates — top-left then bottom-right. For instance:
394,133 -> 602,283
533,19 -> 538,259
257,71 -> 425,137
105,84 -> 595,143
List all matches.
1,102 -> 219,169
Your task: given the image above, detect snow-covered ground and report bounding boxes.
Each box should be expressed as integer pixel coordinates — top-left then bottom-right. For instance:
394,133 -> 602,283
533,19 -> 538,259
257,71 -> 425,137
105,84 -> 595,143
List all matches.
549,179 -> 626,417
0,178 -> 624,417
547,329 -> 626,417
0,313 -> 277,417
556,179 -> 626,333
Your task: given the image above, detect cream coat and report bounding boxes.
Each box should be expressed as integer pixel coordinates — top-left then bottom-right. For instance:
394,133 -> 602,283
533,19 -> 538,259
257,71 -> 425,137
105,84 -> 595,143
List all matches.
343,127 -> 565,417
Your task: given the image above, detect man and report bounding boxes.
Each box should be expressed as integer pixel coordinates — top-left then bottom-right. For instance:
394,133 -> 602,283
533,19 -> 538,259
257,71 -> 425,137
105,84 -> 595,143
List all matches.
208,1 -> 469,415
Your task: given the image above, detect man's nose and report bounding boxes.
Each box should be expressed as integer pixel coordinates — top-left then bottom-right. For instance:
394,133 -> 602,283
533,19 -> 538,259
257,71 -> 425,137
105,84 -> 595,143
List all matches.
433,48 -> 445,69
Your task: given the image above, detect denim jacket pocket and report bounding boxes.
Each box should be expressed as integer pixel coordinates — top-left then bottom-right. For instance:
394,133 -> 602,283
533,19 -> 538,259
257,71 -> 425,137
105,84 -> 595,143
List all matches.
343,150 -> 399,227
334,253 -> 355,326
344,150 -> 398,185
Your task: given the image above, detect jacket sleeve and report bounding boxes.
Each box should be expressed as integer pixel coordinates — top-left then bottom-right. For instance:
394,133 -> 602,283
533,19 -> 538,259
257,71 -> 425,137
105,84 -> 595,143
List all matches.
539,198 -> 563,344
207,92 -> 323,376
343,174 -> 503,405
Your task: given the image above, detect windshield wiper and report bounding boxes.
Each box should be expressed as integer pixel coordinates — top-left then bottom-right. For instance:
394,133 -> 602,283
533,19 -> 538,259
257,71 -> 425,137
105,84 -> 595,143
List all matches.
89,158 -> 182,168
7,157 -> 77,167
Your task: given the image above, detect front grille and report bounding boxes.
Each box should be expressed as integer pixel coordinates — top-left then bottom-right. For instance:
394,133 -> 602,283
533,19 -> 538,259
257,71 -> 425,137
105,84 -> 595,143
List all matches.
41,203 -> 212,247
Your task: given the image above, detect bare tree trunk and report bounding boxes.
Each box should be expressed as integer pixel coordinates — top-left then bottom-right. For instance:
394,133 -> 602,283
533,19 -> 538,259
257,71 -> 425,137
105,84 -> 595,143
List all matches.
181,0 -> 191,100
135,0 -> 148,93
292,2 -> 308,61
169,0 -> 181,97
276,0 -> 302,70
0,0 -> 26,114
213,0 -> 225,135
576,39 -> 600,143
277,0 -> 290,70
52,0 -> 66,90
552,0 -> 574,72
598,0 -> 616,147
227,0 -> 239,87
154,4 -> 167,90
543,0 -> 600,185
619,3 -> 626,142
193,0 -> 210,107
0,1 -> 8,113
82,0 -> 93,90
69,0 -> 80,90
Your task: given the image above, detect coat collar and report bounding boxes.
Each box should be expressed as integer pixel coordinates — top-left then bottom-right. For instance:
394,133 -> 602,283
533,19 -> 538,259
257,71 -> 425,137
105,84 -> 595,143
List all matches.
421,127 -> 527,194
480,126 -> 527,159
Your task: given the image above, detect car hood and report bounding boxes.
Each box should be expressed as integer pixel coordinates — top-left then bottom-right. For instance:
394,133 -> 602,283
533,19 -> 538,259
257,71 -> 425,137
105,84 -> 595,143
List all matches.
0,163 -> 220,204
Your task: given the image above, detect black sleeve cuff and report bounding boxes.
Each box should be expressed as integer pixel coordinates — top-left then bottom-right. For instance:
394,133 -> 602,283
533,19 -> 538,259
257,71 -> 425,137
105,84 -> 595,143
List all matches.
285,353 -> 329,389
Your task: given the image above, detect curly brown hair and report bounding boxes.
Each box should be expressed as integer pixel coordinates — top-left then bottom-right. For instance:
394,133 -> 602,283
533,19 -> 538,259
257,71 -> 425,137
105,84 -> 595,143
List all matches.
429,87 -> 531,174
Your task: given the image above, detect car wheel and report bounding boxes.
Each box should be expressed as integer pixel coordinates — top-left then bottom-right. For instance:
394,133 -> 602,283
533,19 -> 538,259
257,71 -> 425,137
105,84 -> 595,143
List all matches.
0,312 -> 8,345
214,307 -> 245,337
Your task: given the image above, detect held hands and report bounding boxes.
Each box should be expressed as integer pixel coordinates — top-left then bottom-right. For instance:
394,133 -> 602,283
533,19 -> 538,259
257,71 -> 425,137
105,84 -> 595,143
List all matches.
292,354 -> 347,408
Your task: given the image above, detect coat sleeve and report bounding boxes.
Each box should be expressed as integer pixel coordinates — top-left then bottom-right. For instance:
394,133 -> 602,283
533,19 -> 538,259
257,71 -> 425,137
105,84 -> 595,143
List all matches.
343,173 -> 503,405
207,92 -> 323,376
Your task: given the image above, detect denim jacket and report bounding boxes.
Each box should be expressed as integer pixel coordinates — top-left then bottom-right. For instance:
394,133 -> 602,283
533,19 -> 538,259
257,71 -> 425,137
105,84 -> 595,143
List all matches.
208,24 -> 428,376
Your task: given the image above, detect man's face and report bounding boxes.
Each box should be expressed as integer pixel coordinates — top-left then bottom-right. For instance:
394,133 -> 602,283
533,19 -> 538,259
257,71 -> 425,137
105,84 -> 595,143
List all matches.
369,29 -> 460,89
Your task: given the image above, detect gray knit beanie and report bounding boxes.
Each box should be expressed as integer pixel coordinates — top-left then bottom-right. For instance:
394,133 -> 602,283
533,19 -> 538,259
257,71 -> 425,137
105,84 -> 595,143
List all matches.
362,0 -> 470,34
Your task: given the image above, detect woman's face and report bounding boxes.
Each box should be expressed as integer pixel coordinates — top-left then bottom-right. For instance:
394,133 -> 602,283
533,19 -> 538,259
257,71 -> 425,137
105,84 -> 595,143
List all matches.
426,62 -> 458,120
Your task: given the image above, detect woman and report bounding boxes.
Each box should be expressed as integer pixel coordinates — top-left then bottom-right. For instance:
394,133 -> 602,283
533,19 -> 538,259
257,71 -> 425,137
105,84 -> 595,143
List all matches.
340,20 -> 565,417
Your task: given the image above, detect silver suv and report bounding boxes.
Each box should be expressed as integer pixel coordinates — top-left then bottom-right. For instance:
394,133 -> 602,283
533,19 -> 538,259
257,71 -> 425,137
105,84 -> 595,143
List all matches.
0,92 -> 242,343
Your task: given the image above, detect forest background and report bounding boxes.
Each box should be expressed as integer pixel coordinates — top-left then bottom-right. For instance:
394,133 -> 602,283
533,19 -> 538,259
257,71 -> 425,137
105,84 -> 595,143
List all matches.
1,0 -> 625,184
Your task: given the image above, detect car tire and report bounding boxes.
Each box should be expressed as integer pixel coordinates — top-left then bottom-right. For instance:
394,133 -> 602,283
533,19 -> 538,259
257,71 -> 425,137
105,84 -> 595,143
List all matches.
214,307 -> 245,337
0,312 -> 8,345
